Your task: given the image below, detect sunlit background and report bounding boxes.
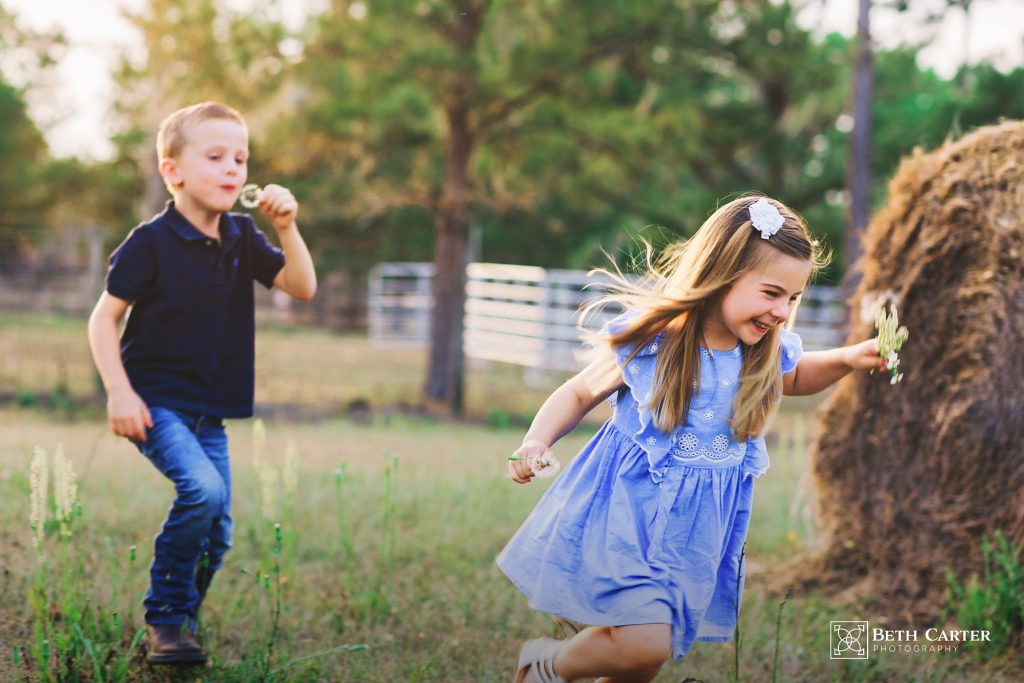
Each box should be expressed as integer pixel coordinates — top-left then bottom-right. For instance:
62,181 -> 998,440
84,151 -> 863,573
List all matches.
6,0 -> 1023,160
1,2 -> 1023,680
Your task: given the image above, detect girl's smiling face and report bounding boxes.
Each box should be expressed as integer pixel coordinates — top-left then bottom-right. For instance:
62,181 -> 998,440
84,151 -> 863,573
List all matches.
704,249 -> 814,350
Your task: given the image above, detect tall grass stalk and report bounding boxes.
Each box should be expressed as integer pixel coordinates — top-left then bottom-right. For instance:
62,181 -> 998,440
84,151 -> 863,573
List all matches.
23,444 -> 145,683
334,463 -> 355,563
261,522 -> 286,680
381,452 -> 400,573
730,546 -> 746,683
945,530 -> 1024,660
269,643 -> 369,674
281,437 -> 300,563
269,523 -> 284,665
241,522 -> 288,681
771,588 -> 792,682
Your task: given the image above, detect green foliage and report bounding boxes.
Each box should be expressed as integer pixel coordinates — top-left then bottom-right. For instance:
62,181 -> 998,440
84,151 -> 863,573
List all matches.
261,0 -> 864,278
41,155 -> 144,248
4,0 -> 1024,286
15,388 -> 38,408
0,76 -> 49,250
945,531 -> 1024,660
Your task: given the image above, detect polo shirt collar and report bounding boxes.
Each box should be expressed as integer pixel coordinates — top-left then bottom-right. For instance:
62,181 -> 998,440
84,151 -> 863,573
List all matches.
163,201 -> 242,250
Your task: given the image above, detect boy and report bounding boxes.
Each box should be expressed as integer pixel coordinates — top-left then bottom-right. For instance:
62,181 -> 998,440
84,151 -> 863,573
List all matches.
87,101 -> 316,665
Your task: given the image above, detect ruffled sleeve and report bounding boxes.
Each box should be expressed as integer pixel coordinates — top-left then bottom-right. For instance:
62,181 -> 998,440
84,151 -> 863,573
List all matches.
779,328 -> 803,374
603,311 -> 674,483
742,437 -> 770,479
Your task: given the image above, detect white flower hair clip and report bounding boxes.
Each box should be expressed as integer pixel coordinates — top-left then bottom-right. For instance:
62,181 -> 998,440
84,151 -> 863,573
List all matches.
749,198 -> 784,239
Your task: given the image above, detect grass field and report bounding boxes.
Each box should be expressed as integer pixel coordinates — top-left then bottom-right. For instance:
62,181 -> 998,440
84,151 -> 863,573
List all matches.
0,312 -> 561,422
0,313 -> 1020,681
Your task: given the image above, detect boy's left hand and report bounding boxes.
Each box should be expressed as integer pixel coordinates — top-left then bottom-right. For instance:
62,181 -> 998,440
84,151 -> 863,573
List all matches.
258,184 -> 298,232
844,337 -> 887,372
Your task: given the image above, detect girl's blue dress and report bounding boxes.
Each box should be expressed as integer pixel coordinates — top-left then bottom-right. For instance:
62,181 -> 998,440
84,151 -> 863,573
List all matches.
497,312 -> 803,659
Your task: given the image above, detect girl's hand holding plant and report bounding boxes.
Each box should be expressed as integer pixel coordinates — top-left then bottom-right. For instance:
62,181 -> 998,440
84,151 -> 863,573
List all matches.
508,440 -> 561,484
843,338 -> 887,373
873,303 -> 909,384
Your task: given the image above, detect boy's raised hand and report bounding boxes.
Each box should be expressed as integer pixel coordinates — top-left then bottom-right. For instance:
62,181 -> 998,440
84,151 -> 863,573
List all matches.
107,387 -> 153,442
508,440 -> 551,484
257,184 -> 298,232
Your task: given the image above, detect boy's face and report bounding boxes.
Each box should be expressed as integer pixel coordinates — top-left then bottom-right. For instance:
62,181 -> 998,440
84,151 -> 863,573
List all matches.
161,118 -> 249,213
708,249 -> 813,348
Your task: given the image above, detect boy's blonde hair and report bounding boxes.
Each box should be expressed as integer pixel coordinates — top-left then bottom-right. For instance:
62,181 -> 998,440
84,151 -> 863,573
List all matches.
156,101 -> 247,160
585,195 -> 829,439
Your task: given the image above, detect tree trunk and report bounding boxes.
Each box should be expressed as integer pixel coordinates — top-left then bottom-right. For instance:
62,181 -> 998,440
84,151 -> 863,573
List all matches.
845,0 -> 873,309
425,99 -> 473,413
423,3 -> 483,414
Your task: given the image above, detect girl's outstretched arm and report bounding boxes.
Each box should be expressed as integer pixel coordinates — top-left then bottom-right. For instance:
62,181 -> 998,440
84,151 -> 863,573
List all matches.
509,354 -> 624,483
783,338 -> 885,396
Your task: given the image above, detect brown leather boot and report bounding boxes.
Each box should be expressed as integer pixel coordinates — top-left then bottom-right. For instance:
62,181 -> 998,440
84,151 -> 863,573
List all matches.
144,623 -> 207,665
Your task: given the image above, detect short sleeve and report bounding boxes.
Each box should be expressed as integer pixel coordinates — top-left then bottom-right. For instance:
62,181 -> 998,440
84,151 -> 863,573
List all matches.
602,310 -> 652,410
106,227 -> 156,303
603,310 -> 659,362
248,223 -> 285,289
779,328 -> 804,374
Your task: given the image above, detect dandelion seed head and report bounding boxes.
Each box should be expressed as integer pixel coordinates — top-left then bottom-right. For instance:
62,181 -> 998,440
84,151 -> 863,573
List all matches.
239,184 -> 263,209
528,452 -> 562,479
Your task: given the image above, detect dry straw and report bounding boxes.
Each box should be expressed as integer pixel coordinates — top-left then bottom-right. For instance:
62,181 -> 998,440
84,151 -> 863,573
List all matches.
792,120 -> 1024,620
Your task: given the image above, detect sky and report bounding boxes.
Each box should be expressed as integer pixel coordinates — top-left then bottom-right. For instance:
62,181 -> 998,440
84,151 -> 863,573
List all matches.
3,0 -> 1023,161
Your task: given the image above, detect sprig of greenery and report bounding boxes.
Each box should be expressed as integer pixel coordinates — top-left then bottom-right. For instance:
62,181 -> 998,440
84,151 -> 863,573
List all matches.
874,303 -> 909,384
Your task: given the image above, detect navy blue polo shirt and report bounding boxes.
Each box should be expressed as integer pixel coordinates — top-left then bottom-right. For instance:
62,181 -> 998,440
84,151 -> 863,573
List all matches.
105,202 -> 285,418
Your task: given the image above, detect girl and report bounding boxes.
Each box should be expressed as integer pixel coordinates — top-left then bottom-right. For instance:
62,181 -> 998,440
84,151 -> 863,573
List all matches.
498,196 -> 885,683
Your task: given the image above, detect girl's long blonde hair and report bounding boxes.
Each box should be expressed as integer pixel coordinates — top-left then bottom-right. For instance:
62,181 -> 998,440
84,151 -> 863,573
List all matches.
584,195 -> 828,439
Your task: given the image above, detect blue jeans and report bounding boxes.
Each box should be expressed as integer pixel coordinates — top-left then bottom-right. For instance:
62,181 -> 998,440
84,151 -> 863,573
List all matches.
133,407 -> 232,630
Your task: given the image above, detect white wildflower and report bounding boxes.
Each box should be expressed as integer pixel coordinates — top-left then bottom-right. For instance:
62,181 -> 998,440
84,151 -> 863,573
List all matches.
29,446 -> 48,550
53,445 -> 78,539
874,303 -> 909,384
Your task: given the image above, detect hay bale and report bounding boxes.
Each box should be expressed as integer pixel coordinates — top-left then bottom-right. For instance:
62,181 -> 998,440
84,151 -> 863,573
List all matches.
808,120 -> 1024,623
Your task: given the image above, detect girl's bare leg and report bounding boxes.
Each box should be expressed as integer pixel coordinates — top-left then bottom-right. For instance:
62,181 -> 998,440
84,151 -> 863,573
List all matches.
552,623 -> 670,682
